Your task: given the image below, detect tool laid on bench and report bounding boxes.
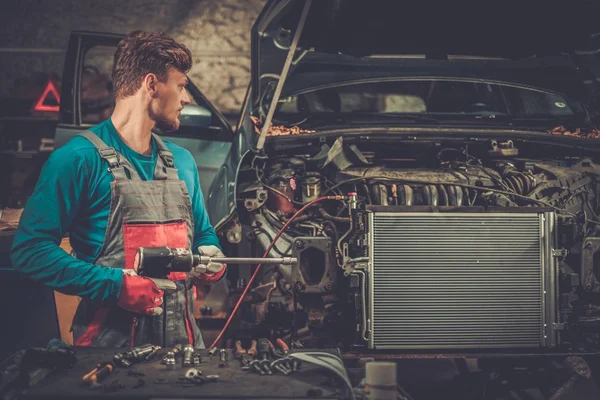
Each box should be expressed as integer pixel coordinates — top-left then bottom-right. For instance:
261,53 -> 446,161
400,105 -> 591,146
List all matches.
82,363 -> 114,387
113,344 -> 160,368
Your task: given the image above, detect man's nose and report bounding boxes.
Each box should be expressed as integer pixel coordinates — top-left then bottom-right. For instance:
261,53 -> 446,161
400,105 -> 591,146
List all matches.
182,89 -> 191,105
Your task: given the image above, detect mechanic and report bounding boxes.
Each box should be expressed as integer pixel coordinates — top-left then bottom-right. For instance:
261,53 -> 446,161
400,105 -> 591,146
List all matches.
10,31 -> 225,348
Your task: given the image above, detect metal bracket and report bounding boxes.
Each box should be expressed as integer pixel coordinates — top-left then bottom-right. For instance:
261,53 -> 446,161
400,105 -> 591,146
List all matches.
581,237 -> 600,292
552,249 -> 569,258
244,189 -> 268,211
343,262 -> 370,277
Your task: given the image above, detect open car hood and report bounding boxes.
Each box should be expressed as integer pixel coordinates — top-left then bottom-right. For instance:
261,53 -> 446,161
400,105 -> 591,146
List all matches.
251,0 -> 600,109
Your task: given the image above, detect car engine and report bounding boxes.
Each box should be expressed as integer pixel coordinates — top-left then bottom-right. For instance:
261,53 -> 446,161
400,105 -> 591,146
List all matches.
226,136 -> 600,355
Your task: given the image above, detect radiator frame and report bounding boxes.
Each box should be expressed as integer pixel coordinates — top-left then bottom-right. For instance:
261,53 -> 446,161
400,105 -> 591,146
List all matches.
366,210 -> 558,350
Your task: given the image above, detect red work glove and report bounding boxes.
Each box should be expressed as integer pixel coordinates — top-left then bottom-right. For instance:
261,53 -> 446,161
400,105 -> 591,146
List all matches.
117,270 -> 164,316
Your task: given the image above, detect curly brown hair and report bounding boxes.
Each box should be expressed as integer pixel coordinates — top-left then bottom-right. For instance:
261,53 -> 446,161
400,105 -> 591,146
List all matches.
112,30 -> 192,99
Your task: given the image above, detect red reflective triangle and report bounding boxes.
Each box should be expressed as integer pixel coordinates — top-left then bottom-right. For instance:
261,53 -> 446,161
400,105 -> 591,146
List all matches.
33,80 -> 60,112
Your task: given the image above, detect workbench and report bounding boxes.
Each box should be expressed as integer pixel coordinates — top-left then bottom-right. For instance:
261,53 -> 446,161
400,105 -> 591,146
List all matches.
18,347 -> 346,399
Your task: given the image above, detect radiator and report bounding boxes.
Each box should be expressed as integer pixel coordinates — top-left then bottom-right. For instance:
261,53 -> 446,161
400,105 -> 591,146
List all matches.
368,211 -> 558,350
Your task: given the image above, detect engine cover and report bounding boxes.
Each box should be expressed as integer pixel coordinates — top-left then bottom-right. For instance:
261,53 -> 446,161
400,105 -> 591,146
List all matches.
366,210 -> 559,350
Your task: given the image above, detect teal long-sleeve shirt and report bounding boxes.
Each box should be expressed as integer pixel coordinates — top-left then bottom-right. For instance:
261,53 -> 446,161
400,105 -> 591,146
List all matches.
10,118 -> 221,302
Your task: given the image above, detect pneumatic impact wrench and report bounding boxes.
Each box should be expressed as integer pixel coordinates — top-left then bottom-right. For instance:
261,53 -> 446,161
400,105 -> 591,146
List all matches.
133,246 -> 297,279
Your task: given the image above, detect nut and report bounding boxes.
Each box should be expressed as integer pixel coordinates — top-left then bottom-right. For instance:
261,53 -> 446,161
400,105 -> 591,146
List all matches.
193,352 -> 201,365
166,359 -> 175,370
185,368 -> 202,379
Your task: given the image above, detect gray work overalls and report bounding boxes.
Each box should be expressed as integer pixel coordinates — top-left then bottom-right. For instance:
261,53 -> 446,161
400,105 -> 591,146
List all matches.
72,131 -> 204,348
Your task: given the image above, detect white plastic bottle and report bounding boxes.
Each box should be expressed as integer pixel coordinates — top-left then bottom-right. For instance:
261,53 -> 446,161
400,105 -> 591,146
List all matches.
365,361 -> 397,400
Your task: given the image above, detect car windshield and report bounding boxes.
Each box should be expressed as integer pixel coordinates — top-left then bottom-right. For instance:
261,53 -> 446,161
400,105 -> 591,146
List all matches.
274,79 -> 585,122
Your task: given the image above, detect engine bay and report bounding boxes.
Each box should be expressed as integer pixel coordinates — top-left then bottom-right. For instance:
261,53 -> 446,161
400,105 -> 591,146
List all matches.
224,136 -> 600,355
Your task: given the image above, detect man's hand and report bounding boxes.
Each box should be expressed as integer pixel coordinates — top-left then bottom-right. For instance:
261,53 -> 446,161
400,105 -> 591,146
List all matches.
189,245 -> 226,279
117,270 -> 164,316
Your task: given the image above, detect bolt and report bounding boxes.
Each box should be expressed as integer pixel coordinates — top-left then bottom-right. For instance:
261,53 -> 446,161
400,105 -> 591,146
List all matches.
249,360 -> 265,375
163,351 -> 175,364
257,338 -> 272,375
182,345 -> 194,367
258,192 -> 267,200
218,349 -> 227,368
325,283 -> 333,291
295,240 -> 305,249
260,359 -> 272,375
273,363 -> 288,375
295,282 -> 305,292
281,357 -> 294,372
271,360 -> 291,375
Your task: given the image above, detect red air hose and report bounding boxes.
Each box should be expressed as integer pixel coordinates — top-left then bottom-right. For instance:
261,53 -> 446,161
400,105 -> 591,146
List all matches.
208,195 -> 345,350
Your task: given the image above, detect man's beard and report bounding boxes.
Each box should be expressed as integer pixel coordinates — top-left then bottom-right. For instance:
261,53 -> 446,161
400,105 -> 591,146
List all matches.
154,113 -> 179,132
150,106 -> 179,132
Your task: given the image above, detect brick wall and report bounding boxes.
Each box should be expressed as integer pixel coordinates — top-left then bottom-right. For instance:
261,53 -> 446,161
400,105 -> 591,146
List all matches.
0,0 -> 265,116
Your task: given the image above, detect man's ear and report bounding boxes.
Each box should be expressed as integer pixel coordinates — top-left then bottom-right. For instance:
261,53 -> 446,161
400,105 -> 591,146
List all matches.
143,73 -> 159,98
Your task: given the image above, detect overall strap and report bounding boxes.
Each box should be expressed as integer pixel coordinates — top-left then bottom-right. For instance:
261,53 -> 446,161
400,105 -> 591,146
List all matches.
152,133 -> 179,180
78,131 -> 141,181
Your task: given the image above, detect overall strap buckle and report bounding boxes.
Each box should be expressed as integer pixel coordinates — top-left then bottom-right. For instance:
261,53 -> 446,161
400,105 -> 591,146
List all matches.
99,148 -> 120,169
158,149 -> 175,168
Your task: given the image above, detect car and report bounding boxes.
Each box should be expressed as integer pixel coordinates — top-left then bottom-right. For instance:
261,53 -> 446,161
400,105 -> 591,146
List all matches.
56,0 -> 600,365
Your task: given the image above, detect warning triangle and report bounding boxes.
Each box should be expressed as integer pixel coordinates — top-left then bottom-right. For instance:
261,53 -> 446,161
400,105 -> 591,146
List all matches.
33,80 -> 60,112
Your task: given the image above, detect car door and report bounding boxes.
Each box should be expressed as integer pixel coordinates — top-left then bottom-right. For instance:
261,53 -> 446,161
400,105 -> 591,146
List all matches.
55,31 -> 233,206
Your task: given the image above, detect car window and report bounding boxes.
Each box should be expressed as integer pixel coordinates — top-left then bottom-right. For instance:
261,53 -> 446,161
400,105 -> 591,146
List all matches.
80,45 -> 197,124
276,80 -> 577,118
81,46 -> 116,124
503,86 -> 574,117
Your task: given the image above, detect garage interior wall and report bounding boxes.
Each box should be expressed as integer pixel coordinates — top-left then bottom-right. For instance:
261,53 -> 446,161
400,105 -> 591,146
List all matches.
0,0 -> 266,118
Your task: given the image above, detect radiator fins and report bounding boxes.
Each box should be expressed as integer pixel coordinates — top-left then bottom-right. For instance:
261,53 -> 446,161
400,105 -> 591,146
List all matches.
369,212 -> 557,349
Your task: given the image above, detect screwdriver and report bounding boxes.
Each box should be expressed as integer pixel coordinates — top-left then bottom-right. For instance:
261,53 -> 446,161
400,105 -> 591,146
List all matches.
82,362 -> 114,386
